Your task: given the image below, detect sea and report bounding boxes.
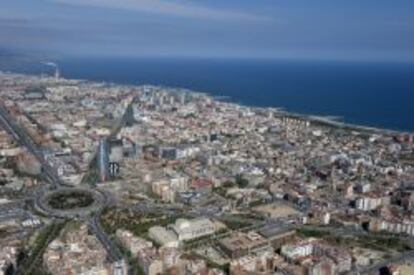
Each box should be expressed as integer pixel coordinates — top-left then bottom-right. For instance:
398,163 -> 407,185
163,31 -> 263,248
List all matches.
2,57 -> 414,132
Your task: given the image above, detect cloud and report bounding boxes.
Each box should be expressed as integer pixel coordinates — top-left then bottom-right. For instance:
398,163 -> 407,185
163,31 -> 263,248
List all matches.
0,17 -> 31,28
50,0 -> 270,22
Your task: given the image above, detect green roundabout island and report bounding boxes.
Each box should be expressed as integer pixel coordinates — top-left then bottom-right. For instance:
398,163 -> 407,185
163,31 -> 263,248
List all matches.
35,187 -> 108,218
48,190 -> 95,210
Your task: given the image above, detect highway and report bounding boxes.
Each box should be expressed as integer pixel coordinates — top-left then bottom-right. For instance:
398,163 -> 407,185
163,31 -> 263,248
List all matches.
0,102 -> 126,272
88,215 -> 123,262
82,99 -> 139,265
0,104 -> 63,188
0,200 -> 30,221
15,219 -> 67,275
3,97 -> 413,275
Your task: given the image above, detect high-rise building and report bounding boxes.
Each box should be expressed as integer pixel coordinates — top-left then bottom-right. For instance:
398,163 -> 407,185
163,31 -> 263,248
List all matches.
54,66 -> 60,80
112,259 -> 128,275
124,105 -> 134,127
97,138 -> 109,182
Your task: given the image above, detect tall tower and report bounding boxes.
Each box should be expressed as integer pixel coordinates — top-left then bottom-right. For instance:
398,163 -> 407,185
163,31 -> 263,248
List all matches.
54,66 -> 60,80
124,104 -> 134,127
97,138 -> 110,182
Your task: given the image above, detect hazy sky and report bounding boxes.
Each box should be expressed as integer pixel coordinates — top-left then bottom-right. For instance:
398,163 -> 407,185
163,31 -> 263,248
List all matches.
1,0 -> 414,61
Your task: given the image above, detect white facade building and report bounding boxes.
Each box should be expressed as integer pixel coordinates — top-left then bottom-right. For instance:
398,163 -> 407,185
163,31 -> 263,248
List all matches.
169,218 -> 216,242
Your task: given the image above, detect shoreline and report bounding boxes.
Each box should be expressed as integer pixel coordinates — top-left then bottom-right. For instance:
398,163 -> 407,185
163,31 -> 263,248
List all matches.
218,98 -> 412,136
1,70 -> 412,136
281,111 -> 407,136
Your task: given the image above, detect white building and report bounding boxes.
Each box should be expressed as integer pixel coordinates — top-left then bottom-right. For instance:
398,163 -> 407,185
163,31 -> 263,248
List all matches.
152,176 -> 189,203
148,226 -> 179,248
281,240 -> 315,261
169,218 -> 216,242
356,196 -> 389,211
112,260 -> 128,275
116,229 -> 153,255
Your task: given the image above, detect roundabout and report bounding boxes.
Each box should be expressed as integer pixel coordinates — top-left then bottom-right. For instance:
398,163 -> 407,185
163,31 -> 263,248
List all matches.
35,187 -> 108,219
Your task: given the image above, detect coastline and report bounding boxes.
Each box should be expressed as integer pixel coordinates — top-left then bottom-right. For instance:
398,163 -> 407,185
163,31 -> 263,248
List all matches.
1,70 -> 412,136
216,98 -> 412,136
270,108 -> 408,136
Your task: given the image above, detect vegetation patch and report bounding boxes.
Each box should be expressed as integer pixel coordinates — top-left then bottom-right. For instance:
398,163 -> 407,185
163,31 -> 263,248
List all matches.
400,153 -> 414,165
100,207 -> 178,236
297,226 -> 412,252
48,191 -> 94,210
17,220 -> 67,275
115,239 -> 145,275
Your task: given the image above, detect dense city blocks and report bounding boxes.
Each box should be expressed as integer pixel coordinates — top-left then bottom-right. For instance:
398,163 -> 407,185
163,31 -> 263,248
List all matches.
0,72 -> 414,275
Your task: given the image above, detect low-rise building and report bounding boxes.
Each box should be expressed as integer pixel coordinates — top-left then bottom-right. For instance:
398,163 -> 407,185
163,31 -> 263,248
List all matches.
43,223 -> 111,275
169,218 -> 216,242
219,231 -> 272,259
116,229 -> 153,255
148,226 -> 179,248
281,239 -> 315,261
0,246 -> 18,275
229,251 -> 277,275
258,225 -> 296,249
356,195 -> 390,211
138,248 -> 164,275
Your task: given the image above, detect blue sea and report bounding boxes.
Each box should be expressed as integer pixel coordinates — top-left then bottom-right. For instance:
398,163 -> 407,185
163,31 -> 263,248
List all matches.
2,57 -> 414,132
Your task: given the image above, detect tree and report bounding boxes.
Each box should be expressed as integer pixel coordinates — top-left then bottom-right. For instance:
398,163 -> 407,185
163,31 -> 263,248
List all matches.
235,175 -> 249,188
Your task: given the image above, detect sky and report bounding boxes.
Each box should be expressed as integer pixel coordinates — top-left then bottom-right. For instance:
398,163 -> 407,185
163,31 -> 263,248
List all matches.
1,0 -> 414,61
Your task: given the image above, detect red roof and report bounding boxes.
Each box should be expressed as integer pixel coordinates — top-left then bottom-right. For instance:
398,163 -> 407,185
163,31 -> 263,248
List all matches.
191,178 -> 213,189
